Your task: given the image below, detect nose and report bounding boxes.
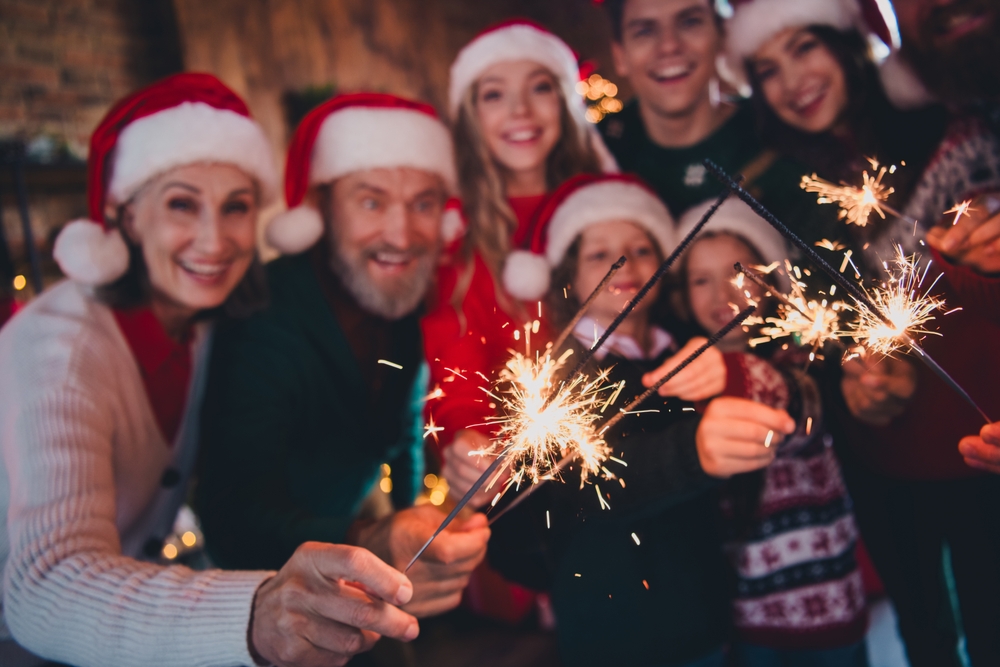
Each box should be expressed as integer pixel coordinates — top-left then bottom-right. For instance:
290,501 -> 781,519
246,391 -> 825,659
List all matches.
509,86 -> 531,118
657,25 -> 683,57
193,207 -> 225,255
381,202 -> 413,250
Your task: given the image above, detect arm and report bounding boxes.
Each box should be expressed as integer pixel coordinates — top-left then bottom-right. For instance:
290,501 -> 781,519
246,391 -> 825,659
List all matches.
1,326 -> 268,667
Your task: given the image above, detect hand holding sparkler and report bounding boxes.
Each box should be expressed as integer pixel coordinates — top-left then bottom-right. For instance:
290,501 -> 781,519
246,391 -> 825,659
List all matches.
441,429 -> 498,506
840,354 -> 918,427
640,335 -> 726,401
696,397 -> 794,478
959,422 -> 1000,475
927,194 -> 1000,274
355,504 -> 489,611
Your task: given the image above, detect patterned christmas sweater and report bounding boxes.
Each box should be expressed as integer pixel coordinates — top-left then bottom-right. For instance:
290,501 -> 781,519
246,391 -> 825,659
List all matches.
718,353 -> 867,650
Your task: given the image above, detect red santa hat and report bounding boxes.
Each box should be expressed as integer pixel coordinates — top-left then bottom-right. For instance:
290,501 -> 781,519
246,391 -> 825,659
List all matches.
265,92 -> 459,255
52,72 -> 279,286
726,0 -> 932,109
676,198 -> 791,290
502,173 -> 675,301
448,19 -> 618,172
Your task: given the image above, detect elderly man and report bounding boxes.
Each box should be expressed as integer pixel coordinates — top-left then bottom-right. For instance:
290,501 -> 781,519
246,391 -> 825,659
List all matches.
196,94 -> 489,664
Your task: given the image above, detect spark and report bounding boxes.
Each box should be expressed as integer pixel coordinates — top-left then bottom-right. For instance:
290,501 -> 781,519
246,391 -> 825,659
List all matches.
800,158 -> 896,227
843,246 -> 945,356
944,200 -> 974,226
815,239 -> 846,252
422,416 -> 445,443
631,532 -> 641,545
764,430 -> 774,448
479,347 -> 615,491
377,359 -> 403,369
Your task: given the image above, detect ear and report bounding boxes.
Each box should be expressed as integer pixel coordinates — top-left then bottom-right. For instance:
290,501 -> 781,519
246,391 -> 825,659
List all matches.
108,200 -> 137,244
610,40 -> 630,79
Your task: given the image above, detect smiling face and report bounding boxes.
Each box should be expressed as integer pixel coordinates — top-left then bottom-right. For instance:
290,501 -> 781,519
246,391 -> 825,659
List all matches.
685,233 -> 764,350
574,220 -> 664,326
120,162 -> 258,318
750,27 -> 849,134
473,60 -> 563,191
894,0 -> 999,103
611,0 -> 721,119
325,167 -> 446,320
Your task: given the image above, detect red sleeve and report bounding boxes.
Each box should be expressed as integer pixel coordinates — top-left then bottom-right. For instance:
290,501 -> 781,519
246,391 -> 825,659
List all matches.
929,246 -> 1000,325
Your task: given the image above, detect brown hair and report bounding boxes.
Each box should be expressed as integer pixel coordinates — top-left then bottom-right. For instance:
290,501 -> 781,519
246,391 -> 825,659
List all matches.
94,202 -> 268,320
451,72 -> 603,313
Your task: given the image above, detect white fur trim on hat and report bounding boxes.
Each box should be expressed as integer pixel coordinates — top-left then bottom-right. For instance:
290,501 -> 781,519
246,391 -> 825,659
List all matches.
441,206 -> 465,244
109,102 -> 279,206
546,181 -> 676,267
265,205 -> 325,255
502,249 -> 554,301
53,219 -> 130,286
726,0 -> 860,65
676,198 -> 790,290
311,107 -> 457,192
448,23 -> 589,141
878,50 -> 935,109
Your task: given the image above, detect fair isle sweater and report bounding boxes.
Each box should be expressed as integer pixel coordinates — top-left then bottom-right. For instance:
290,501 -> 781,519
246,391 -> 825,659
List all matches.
719,353 -> 867,649
0,281 -> 270,667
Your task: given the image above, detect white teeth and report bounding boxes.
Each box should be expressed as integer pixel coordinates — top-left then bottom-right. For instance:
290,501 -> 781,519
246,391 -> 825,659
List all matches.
374,252 -> 409,264
180,261 -> 227,276
654,64 -> 690,79
794,87 -> 824,111
507,129 -> 538,142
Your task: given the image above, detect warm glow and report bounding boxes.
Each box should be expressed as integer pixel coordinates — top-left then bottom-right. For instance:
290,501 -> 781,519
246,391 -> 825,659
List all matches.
162,543 -> 178,560
800,159 -> 896,227
181,531 -> 197,547
12,275 -> 26,291
423,473 -> 438,489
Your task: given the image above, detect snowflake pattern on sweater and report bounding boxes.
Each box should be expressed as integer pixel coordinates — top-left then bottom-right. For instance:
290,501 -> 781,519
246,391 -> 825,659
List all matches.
720,353 -> 867,649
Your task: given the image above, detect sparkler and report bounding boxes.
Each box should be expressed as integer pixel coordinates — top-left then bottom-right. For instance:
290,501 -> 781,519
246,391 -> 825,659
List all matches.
487,305 -> 757,525
735,262 -> 844,356
706,159 -> 991,424
549,255 -> 626,353
800,159 -> 918,229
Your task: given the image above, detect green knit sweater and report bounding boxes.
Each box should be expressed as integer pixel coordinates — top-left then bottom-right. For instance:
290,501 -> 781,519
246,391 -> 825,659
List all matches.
196,254 -> 425,571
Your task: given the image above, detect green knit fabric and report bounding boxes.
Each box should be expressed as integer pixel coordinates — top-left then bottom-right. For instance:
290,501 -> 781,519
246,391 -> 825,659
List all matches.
196,254 -> 425,571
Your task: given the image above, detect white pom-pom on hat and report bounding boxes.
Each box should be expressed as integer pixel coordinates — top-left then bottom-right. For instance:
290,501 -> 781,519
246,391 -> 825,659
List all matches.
502,250 -> 554,301
878,50 -> 935,109
53,219 -> 130,286
265,205 -> 325,255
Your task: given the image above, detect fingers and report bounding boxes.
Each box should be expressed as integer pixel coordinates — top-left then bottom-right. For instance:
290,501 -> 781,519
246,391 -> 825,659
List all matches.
308,581 -> 419,643
306,543 -> 413,607
706,397 -> 796,434
696,398 -> 793,478
982,422 -> 1000,446
642,340 -> 726,401
959,436 -> 1000,475
419,523 -> 490,566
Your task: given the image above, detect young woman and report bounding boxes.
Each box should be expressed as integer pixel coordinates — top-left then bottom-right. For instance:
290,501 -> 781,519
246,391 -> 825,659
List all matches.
677,199 -> 868,667
0,74 -> 419,667
422,20 -> 614,622
726,0 -> 947,266
487,174 -> 797,667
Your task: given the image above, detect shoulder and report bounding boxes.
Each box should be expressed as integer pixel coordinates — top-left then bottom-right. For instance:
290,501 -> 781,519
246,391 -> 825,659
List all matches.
598,100 -> 645,163
0,282 -> 127,389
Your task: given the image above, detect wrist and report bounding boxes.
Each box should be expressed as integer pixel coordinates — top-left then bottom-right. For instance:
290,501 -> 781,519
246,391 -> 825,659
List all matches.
247,576 -> 275,667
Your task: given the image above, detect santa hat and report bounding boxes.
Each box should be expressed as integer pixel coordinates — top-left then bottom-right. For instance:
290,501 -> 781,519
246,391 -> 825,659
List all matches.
726,0 -> 932,109
448,19 -> 618,173
52,72 -> 278,286
676,198 -> 790,290
265,92 -> 458,255
502,173 -> 675,301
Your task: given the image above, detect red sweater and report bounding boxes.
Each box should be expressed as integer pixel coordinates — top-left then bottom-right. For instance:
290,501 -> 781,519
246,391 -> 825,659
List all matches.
422,195 -> 550,450
839,259 -> 1000,480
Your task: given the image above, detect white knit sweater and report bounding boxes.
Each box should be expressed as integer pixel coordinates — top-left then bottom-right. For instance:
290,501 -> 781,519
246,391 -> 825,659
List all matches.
0,281 -> 271,667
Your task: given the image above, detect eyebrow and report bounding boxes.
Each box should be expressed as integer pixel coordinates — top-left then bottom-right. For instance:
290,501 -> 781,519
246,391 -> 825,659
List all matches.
226,187 -> 254,198
352,183 -> 389,196
160,182 -> 201,194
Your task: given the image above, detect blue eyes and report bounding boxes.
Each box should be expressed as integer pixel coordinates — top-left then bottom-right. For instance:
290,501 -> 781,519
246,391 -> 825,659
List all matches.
168,197 -> 196,212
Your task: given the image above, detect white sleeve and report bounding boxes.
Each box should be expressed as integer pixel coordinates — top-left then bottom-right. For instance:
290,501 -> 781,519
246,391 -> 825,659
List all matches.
1,312 -> 273,667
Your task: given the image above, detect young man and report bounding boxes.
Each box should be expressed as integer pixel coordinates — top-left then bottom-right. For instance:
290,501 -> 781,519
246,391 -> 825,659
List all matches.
598,0 -> 835,241
197,94 -> 490,627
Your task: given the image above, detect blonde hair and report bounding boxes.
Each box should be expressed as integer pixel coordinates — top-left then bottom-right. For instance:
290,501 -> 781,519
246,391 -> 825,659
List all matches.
451,73 -> 603,311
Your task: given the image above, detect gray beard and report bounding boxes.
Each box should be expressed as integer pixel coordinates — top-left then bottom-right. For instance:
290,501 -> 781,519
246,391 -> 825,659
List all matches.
328,243 -> 436,320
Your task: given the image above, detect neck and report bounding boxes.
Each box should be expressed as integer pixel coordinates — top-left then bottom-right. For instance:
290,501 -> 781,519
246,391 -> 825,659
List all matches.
639,92 -> 735,148
597,311 -> 652,354
504,165 -> 548,197
150,298 -> 197,341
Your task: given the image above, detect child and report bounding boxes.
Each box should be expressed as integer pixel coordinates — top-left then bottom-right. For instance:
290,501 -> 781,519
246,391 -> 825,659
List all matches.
678,198 -> 868,667
488,174 -> 798,667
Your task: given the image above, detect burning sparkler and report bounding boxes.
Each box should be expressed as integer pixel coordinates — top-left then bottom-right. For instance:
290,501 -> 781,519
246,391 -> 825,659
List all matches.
843,246 -> 945,356
706,159 -> 991,424
800,159 -> 917,229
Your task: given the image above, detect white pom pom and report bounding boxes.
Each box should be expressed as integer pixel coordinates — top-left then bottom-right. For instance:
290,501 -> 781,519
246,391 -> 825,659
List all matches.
441,207 -> 465,244
265,206 -> 324,254
502,250 -> 551,301
53,220 -> 130,286
879,51 -> 935,110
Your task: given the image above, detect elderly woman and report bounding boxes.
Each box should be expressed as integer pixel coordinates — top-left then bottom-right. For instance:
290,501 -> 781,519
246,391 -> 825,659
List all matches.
0,73 -> 418,667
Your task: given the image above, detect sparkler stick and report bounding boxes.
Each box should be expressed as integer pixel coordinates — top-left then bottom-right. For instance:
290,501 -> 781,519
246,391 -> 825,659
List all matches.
405,452 -> 508,571
705,159 -> 991,423
488,305 -> 757,526
550,255 -> 627,353
551,187 -> 736,407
